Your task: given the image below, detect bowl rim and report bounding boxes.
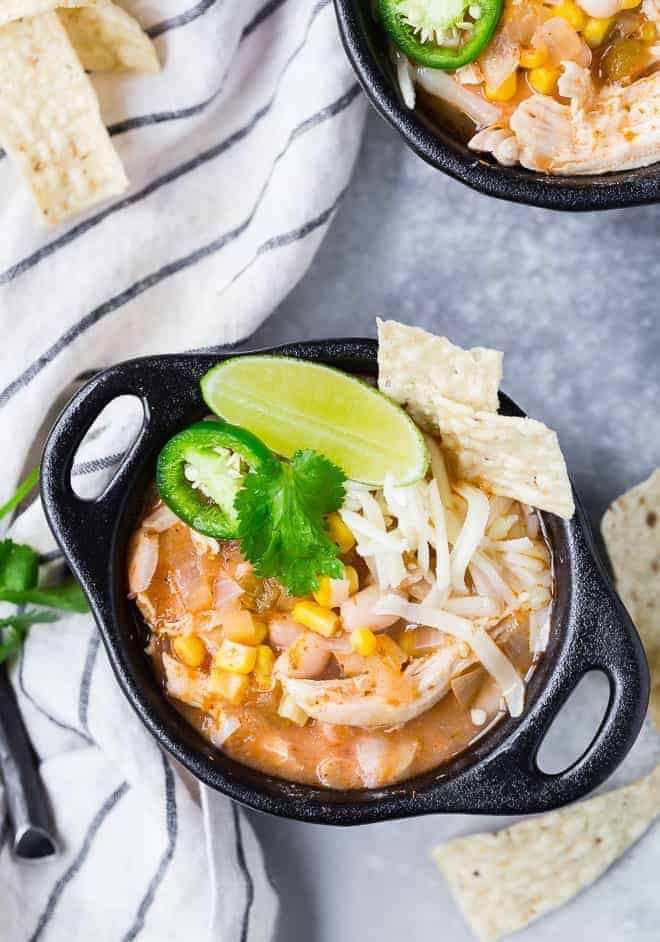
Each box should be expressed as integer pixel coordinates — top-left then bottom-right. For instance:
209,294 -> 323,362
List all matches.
40,339 -> 649,825
332,0 -> 660,211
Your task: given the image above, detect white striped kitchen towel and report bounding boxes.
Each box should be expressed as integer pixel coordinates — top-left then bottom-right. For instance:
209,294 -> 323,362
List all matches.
0,0 -> 367,492
0,399 -> 279,942
0,0 -> 367,937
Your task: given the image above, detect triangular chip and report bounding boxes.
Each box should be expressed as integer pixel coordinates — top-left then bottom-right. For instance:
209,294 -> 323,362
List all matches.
0,0 -> 102,28
59,3 -> 160,73
426,396 -> 574,518
377,319 -> 503,413
0,13 -> 127,224
377,321 -> 573,519
433,765 -> 660,941
602,469 -> 660,727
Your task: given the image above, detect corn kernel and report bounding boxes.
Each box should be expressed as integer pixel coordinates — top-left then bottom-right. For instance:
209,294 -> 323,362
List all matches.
582,15 -> 614,46
555,0 -> 588,30
641,20 -> 656,42
223,609 -> 267,645
313,576 -> 334,608
254,644 -> 275,688
278,693 -> 309,726
292,600 -> 339,638
350,627 -> 377,657
485,70 -> 518,102
208,669 -> 249,704
326,512 -> 355,553
620,0 -> 640,8
344,565 -> 359,595
172,634 -> 207,668
519,45 -> 548,69
528,66 -> 562,95
215,639 -> 257,674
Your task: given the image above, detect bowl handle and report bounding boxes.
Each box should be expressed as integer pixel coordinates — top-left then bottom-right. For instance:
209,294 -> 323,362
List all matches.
40,355 -> 204,603
437,523 -> 649,815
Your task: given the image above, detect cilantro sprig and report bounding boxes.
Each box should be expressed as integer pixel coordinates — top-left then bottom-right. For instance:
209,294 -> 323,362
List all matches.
0,467 -> 89,664
235,449 -> 347,596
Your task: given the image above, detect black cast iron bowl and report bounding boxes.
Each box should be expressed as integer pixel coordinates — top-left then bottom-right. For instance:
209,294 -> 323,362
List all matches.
333,0 -> 660,211
40,339 -> 649,825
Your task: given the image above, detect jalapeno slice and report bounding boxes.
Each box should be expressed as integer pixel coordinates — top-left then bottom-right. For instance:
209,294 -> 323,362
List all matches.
156,421 -> 276,539
379,0 -> 503,70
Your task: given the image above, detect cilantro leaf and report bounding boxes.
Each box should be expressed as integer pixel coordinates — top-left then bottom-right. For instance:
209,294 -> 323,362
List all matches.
235,449 -> 346,596
0,609 -> 59,665
0,539 -> 39,592
0,580 -> 89,613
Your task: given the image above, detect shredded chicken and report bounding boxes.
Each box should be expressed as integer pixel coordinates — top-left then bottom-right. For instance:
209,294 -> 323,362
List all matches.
279,641 -> 472,728
510,65 -> 660,174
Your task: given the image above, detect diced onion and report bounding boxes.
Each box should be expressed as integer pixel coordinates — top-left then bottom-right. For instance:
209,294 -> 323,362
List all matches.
214,577 -> 244,608
128,529 -> 159,595
211,713 -> 241,747
143,504 -> 179,532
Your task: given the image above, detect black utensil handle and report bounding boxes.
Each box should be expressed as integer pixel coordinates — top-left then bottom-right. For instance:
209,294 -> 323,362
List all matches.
40,355 -> 204,595
0,666 -> 57,860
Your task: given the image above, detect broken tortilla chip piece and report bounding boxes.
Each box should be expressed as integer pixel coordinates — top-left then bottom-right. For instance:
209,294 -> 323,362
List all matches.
433,764 -> 660,942
377,321 -> 573,519
602,469 -> 660,728
59,2 -> 160,73
0,13 -> 128,224
428,397 -> 574,519
377,319 -> 503,413
0,0 -> 102,28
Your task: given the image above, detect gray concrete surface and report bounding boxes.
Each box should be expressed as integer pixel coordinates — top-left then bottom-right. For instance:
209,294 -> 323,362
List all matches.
240,106 -> 660,942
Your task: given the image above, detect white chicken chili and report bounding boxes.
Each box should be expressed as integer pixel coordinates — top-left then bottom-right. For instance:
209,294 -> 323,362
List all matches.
130,468 -> 551,789
386,0 -> 660,175
127,322 -> 573,790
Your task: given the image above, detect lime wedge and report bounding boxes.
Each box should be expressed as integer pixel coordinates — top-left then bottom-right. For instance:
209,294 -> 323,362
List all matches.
201,356 -> 428,486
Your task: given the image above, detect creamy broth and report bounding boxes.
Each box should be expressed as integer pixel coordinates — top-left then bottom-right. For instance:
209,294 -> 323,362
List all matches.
130,489 -> 549,790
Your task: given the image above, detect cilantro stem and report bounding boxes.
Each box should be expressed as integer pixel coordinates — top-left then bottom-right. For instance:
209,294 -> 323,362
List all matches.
0,465 -> 40,521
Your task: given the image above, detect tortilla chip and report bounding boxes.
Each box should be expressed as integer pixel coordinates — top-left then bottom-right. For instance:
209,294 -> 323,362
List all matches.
0,0 -> 101,27
377,319 -> 503,413
433,765 -> 660,942
429,397 -> 574,518
0,13 -> 127,225
602,469 -> 660,727
59,3 -> 160,73
378,321 -> 573,518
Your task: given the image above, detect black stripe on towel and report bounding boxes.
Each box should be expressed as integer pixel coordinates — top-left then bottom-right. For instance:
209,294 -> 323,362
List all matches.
232,803 -> 255,942
146,0 -> 221,38
0,815 -> 10,856
78,632 -> 101,734
28,782 -> 129,942
243,0 -> 288,37
224,183 -> 349,294
71,451 -> 125,476
0,0 -> 330,291
121,754 -> 178,941
0,82 -> 353,411
18,646 -> 93,747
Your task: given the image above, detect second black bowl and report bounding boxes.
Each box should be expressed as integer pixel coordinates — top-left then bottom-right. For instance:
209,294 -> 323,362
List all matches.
333,0 -> 660,211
